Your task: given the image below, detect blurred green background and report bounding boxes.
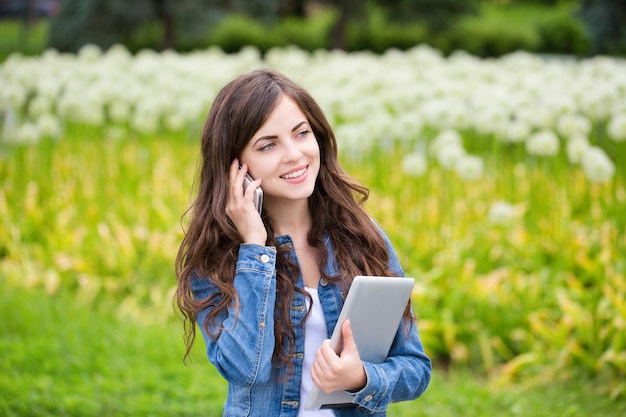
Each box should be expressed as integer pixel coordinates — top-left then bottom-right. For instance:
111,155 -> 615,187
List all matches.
1,0 -> 626,416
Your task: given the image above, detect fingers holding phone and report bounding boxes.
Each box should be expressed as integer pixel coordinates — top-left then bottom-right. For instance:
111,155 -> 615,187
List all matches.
243,173 -> 263,215
226,160 -> 266,244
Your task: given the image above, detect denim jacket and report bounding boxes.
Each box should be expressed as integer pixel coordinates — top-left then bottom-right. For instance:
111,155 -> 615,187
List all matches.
191,229 -> 431,416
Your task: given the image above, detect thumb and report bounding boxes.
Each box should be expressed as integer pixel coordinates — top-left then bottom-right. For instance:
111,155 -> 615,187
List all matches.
341,319 -> 358,355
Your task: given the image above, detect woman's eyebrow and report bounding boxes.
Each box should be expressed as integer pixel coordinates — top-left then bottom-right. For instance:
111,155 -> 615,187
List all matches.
251,121 -> 310,146
292,121 -> 309,132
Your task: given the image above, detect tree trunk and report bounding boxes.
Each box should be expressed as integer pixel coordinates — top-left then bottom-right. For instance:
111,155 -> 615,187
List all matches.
330,1 -> 347,50
153,0 -> 175,50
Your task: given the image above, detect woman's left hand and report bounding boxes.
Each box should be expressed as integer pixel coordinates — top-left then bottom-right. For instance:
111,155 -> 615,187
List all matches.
310,319 -> 367,393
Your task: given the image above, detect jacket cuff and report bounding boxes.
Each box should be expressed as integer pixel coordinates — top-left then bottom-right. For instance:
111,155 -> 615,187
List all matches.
351,362 -> 390,411
236,244 -> 277,275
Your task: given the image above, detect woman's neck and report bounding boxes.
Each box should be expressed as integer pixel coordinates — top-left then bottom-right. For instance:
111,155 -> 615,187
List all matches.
266,199 -> 312,239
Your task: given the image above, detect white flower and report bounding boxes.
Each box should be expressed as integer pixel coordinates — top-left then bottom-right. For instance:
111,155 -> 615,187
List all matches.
2,43 -> 626,148
17,122 -> 41,145
36,78 -> 63,100
391,112 -> 423,143
580,85 -> 614,120
37,114 -> 62,138
28,95 -> 53,118
57,91 -> 83,119
556,113 -> 592,138
164,111 -> 186,131
78,44 -> 103,62
175,97 -> 204,123
435,142 -> 466,169
108,100 -> 132,124
402,152 -> 428,177
499,119 -> 531,143
420,99 -> 451,129
78,102 -> 106,126
581,147 -> 615,183
130,100 -> 162,134
430,129 -> 463,157
104,44 -> 132,63
607,113 -> 626,142
488,201 -> 516,226
566,136 -> 590,165
2,83 -> 27,109
454,155 -> 483,181
130,111 -> 159,135
526,130 -> 560,157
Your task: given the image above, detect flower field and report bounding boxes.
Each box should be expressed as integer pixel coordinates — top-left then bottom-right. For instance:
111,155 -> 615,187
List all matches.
1,43 -> 626,411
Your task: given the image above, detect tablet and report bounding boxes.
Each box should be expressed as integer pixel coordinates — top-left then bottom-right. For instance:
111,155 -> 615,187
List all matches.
304,275 -> 415,411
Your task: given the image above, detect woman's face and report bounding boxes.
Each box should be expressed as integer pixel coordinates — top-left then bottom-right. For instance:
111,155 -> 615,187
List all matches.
239,95 -> 320,209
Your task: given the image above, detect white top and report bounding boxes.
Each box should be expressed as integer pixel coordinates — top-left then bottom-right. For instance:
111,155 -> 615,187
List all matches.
298,287 -> 334,416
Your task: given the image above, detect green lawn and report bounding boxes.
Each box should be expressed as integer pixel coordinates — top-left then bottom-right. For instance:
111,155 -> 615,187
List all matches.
1,279 -> 624,417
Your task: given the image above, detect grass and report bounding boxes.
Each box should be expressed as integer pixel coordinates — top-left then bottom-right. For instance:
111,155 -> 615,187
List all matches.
0,279 -> 225,417
2,278 -> 625,417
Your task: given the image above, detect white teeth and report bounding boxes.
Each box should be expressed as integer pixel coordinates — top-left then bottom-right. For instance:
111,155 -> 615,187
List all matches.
281,168 -> 306,179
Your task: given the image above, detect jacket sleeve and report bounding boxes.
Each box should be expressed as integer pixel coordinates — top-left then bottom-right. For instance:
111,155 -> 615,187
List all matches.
191,243 -> 277,387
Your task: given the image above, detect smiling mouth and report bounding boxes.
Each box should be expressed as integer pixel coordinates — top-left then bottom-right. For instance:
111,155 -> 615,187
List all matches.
280,167 -> 307,180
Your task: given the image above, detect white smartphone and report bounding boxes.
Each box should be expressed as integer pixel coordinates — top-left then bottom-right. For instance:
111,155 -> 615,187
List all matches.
243,173 -> 263,214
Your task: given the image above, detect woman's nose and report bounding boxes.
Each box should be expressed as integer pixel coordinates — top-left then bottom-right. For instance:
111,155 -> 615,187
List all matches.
282,140 -> 303,162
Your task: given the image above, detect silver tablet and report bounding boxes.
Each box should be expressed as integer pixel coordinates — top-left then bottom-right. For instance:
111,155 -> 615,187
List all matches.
304,275 -> 415,411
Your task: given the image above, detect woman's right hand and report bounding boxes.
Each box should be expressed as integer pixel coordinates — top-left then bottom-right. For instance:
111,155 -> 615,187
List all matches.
226,159 -> 267,245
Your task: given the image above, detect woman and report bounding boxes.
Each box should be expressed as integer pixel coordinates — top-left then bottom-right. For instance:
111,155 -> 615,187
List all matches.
175,69 -> 431,416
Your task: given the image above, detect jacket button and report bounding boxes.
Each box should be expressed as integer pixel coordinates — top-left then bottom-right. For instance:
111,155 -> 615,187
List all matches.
319,278 -> 328,286
260,254 -> 270,263
364,395 -> 373,402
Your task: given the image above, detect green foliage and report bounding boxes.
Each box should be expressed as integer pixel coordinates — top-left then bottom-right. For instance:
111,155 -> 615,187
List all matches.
1,127 -> 625,413
443,1 -> 591,56
0,19 -> 48,62
208,14 -> 276,53
206,11 -> 335,53
48,0 -> 149,52
537,13 -> 592,55
379,0 -> 479,31
276,12 -> 336,51
0,2 -> 607,59
345,6 -> 429,53
342,132 -> 625,394
203,2 -> 595,57
208,0 -> 281,24
0,130 -> 193,312
48,0 -> 217,53
445,17 -> 540,56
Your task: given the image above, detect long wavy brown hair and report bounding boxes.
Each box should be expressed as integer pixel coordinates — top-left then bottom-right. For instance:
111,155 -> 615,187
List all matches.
175,69 -> 410,369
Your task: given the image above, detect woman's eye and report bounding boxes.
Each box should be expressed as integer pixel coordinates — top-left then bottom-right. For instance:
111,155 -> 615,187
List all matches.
259,143 -> 275,151
297,130 -> 310,138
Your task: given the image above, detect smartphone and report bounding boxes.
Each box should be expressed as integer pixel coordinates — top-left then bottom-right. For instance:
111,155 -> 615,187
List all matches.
243,173 -> 263,214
